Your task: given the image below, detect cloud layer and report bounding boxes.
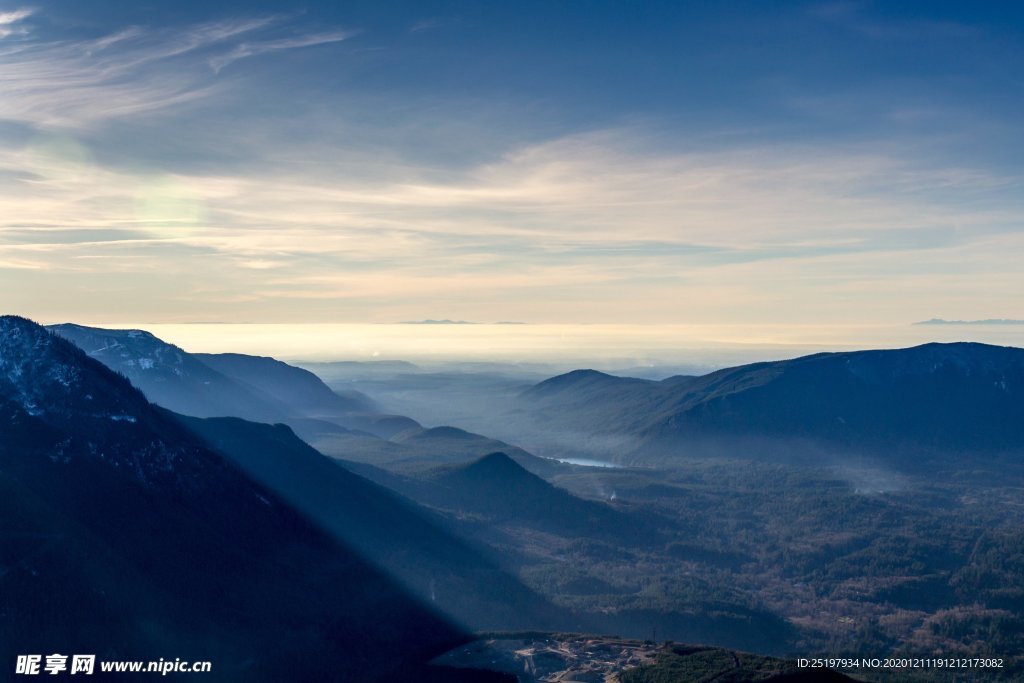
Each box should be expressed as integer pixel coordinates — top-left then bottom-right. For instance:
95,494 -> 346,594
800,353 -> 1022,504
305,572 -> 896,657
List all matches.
0,2 -> 1022,328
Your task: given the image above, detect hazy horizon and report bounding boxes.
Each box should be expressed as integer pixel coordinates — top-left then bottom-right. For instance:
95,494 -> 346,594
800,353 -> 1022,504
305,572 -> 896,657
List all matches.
37,320 -> 1024,368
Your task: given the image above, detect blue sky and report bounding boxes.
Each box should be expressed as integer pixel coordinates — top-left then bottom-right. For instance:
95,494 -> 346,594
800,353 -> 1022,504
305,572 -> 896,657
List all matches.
1,0 -> 1023,327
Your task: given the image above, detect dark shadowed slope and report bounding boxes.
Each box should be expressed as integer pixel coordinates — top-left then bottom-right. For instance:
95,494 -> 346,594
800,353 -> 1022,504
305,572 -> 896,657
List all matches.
643,343 -> 1024,453
386,425 -> 553,471
526,369 -> 660,403
523,369 -> 667,411
307,423 -> 552,474
0,317 -> 465,682
521,343 -> 1024,467
344,452 -> 663,545
193,351 -> 377,415
514,370 -> 679,461
432,453 -> 638,534
177,415 -> 563,632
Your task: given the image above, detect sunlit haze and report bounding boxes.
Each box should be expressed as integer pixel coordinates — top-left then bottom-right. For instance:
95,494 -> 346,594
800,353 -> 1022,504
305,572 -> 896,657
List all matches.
53,322 -> 1024,369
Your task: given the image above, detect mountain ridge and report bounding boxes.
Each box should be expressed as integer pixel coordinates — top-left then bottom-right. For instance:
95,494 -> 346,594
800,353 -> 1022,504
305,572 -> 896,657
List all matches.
519,342 -> 1024,467
1,316 -> 467,680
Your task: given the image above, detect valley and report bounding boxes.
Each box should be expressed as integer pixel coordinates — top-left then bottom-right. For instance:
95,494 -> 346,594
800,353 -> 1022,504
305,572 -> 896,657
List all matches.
9,319 -> 1023,681
306,344 -> 1024,678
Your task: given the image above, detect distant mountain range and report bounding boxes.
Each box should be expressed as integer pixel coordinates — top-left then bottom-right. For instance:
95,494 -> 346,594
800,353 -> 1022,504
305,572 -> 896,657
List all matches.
520,342 -> 1024,467
49,324 -> 1024,471
401,319 -> 476,324
0,316 -> 471,680
398,320 -> 527,325
19,316 -> 1020,675
914,318 -> 1024,325
48,323 -> 376,423
49,323 -> 537,470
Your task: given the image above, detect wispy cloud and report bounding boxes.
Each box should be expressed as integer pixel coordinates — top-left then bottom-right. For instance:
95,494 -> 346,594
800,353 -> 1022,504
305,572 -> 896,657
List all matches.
0,7 -> 33,39
209,30 -> 356,72
3,124 -> 1022,323
1,4 -> 1021,325
0,13 -> 349,128
0,8 -> 33,23
809,1 -> 979,40
409,19 -> 443,34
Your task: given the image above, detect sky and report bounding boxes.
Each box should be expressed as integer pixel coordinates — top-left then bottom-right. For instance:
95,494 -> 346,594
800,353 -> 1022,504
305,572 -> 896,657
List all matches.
1,0 -> 1023,329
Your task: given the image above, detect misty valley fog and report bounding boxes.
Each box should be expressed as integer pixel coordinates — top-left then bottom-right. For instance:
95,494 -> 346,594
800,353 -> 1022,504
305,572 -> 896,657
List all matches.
297,341 -> 1024,677
4,318 -> 1023,682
